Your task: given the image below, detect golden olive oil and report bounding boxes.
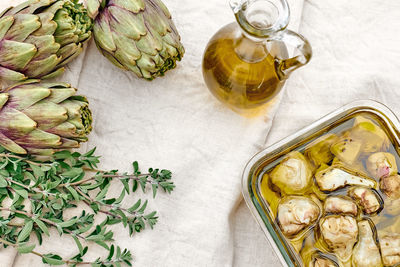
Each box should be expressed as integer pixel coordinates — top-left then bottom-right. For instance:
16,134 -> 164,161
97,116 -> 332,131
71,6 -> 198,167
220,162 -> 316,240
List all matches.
258,113 -> 400,266
202,23 -> 285,115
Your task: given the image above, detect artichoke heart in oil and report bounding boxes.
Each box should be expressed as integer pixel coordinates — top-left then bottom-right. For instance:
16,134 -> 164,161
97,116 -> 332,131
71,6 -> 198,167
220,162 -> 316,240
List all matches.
258,114 -> 400,267
270,151 -> 312,195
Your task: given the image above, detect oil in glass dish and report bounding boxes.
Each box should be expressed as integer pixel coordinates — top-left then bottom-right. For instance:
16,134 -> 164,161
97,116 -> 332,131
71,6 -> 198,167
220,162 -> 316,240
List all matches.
257,112 -> 400,266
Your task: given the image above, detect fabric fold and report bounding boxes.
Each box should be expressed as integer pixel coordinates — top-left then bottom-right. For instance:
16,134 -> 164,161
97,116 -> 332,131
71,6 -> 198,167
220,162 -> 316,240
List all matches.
3,0 -> 303,266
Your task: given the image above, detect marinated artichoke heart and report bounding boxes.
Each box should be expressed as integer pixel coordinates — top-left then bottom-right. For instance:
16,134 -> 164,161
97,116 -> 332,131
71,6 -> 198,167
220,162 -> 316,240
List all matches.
380,174 -> 400,200
277,196 -> 320,238
312,256 -> 338,267
351,116 -> 390,153
352,220 -> 382,267
348,186 -> 382,215
270,151 -> 312,195
324,196 -> 357,216
330,135 -> 362,165
379,233 -> 400,266
315,165 -> 376,191
319,215 -> 358,262
305,134 -> 337,167
366,152 -> 397,179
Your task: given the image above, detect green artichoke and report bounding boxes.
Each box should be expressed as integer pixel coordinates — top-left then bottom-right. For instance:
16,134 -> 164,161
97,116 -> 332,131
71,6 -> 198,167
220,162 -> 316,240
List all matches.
0,0 -> 92,86
87,0 -> 184,80
0,80 -> 92,155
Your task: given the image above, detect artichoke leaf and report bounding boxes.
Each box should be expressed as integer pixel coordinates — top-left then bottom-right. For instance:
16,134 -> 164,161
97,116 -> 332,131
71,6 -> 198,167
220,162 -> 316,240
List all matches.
57,44 -> 83,67
0,94 -> 8,109
101,48 -> 127,69
41,1 -> 64,16
25,35 -> 60,60
23,54 -> 62,78
0,40 -> 37,70
111,0 -> 145,13
34,12 -> 57,36
136,28 -> 163,56
87,0 -> 102,19
41,67 -> 65,80
46,87 -> 76,104
0,132 -> 26,154
7,87 -> 51,110
112,32 -> 141,60
108,6 -> 146,40
14,129 -> 61,147
54,32 -> 79,47
136,53 -> 158,74
144,1 -> 170,35
59,137 -> 80,147
23,101 -> 68,129
0,107 -> 37,138
6,0 -> 57,16
0,16 -> 14,39
0,67 -> 26,83
56,42 -> 79,60
151,0 -> 172,18
93,12 -> 116,52
5,14 -> 41,42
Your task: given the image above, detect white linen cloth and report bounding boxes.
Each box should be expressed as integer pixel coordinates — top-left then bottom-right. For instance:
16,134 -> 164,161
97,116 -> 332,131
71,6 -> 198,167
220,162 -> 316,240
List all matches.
0,0 -> 303,266
1,0 -> 399,266
233,0 -> 400,266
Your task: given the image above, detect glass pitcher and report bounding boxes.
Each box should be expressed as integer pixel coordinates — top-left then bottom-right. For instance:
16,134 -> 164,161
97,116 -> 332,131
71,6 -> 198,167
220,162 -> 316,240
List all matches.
202,0 -> 312,116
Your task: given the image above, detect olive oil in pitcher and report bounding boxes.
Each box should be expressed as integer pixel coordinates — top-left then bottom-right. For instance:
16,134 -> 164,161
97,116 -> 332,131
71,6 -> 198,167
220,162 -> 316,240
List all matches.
203,23 -> 285,113
202,0 -> 312,116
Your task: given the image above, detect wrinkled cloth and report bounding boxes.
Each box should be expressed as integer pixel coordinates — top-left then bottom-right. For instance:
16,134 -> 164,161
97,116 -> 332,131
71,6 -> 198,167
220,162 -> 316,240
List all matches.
233,0 -> 400,266
0,0 -> 302,266
2,0 -> 399,266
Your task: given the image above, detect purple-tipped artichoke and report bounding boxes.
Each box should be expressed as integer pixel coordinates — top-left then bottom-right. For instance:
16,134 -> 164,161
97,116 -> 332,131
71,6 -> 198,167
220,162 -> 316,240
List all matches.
87,0 -> 184,80
0,80 -> 92,155
0,0 -> 92,87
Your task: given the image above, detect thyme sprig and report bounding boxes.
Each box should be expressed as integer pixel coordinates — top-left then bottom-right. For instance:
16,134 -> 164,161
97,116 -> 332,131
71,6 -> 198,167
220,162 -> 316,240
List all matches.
0,147 -> 175,266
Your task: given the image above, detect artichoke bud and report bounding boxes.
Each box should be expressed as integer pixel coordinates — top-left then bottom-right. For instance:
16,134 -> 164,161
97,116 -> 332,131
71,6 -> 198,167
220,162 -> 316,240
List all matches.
0,0 -> 93,87
0,80 -> 92,155
90,0 -> 185,80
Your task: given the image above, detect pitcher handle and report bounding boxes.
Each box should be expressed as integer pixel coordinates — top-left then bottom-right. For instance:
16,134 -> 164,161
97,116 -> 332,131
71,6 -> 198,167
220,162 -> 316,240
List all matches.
269,30 -> 312,78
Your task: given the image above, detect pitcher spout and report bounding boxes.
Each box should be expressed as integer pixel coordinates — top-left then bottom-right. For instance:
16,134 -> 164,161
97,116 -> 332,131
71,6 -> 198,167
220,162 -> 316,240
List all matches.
230,0 -> 290,38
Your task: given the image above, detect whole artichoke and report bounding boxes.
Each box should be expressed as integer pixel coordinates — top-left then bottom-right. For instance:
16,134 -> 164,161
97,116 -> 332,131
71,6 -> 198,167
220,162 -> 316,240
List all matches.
0,80 -> 92,155
87,0 -> 184,80
0,0 -> 92,86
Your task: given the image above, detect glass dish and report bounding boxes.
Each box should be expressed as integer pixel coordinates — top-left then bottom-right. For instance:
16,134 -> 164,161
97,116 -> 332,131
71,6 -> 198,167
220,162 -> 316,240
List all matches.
242,100 -> 400,267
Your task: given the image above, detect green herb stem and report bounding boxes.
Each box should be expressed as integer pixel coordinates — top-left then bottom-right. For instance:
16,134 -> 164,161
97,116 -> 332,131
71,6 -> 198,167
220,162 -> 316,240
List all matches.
0,208 -> 86,240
